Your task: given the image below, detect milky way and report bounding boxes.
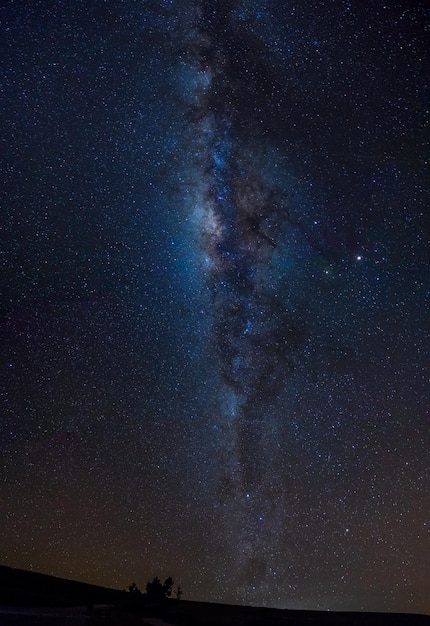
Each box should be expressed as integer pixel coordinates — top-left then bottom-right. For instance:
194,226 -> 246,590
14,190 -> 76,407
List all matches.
1,0 -> 429,614
176,4 -> 321,588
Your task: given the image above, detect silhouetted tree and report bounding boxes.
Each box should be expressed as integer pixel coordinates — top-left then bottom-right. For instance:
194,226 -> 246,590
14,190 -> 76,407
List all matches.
146,576 -> 174,600
128,582 -> 141,595
162,576 -> 174,598
175,584 -> 183,601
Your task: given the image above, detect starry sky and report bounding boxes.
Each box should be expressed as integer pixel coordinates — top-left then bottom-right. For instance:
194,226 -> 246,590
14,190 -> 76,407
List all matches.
1,0 -> 429,615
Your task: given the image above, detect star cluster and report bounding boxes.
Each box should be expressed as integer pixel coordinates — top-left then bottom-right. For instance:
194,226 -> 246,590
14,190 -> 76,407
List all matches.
1,0 -> 429,614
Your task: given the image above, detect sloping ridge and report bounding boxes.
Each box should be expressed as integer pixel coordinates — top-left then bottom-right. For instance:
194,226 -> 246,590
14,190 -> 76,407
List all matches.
0,566 -> 428,625
170,599 -> 430,626
0,565 -> 123,606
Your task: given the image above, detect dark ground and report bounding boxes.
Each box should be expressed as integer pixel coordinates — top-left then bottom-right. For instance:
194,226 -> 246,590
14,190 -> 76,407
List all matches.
1,602 -> 429,626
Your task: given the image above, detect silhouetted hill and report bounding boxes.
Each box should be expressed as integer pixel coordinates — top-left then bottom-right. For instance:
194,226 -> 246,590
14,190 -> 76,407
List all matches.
0,565 -> 124,607
0,566 -> 428,625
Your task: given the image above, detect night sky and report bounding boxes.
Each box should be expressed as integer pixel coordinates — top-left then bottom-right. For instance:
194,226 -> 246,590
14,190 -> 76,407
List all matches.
1,0 -> 429,614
